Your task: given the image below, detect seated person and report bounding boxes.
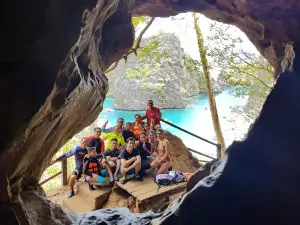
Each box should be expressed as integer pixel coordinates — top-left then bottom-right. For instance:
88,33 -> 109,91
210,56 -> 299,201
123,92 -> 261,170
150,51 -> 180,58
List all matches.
103,138 -> 121,181
150,129 -> 172,174
148,130 -> 158,162
136,131 -> 152,178
133,114 -> 144,139
122,122 -> 135,142
120,137 -> 142,184
52,137 -> 88,198
144,122 -> 151,136
83,147 -> 112,190
102,126 -> 125,151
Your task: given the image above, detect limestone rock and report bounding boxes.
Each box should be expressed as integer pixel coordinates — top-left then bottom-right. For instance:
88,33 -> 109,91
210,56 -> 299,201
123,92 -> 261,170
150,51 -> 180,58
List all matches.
164,131 -> 201,172
107,33 -> 204,110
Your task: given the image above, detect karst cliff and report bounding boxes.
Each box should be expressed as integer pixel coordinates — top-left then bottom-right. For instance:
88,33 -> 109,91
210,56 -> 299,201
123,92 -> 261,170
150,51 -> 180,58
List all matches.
1,0 -> 300,224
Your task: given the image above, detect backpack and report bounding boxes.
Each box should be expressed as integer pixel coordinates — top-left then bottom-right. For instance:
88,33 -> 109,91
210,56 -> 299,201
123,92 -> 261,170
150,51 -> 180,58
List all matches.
154,170 -> 187,192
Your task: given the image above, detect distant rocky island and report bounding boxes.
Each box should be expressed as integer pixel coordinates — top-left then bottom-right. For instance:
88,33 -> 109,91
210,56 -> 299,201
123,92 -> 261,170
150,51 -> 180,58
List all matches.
106,33 -> 222,110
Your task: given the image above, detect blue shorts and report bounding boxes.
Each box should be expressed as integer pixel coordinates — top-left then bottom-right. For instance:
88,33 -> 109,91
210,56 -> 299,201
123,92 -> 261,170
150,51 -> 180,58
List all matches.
94,176 -> 106,184
99,169 -> 108,177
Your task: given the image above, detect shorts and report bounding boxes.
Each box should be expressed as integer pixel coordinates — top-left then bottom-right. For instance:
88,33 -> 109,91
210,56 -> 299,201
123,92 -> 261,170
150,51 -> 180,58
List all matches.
99,169 -> 108,177
85,175 -> 108,184
72,169 -> 82,180
120,166 -> 135,179
141,159 -> 151,170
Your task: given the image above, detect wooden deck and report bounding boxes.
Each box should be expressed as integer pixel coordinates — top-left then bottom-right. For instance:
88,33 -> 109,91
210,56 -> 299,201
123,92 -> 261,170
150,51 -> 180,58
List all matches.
116,176 -> 186,210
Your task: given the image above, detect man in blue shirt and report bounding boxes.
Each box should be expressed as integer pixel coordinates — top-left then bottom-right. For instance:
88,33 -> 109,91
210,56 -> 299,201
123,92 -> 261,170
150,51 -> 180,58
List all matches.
52,137 -> 88,198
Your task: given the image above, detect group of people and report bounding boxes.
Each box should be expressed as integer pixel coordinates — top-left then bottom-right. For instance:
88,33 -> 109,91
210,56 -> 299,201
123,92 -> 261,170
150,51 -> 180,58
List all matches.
52,100 -> 172,198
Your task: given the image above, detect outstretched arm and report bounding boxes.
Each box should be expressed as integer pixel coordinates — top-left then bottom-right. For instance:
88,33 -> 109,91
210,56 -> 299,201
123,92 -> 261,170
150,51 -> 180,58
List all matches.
52,148 -> 75,163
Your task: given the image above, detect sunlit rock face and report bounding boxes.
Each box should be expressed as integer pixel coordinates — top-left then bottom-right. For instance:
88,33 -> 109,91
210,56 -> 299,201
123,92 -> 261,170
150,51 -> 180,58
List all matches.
2,0 -> 300,224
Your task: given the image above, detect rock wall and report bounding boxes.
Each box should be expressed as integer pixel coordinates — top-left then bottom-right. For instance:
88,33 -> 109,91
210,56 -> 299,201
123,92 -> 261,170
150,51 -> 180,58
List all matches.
2,0 -> 300,224
106,33 -> 221,110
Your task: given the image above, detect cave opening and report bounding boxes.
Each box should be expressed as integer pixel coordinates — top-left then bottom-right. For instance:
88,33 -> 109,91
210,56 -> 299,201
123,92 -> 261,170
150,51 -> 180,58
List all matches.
1,0 -> 300,224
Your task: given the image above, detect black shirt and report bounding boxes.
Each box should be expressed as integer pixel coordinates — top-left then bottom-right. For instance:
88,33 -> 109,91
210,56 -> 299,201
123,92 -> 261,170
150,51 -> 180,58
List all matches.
103,149 -> 121,158
88,138 -> 102,154
120,148 -> 139,160
136,142 -> 152,160
122,130 -> 135,142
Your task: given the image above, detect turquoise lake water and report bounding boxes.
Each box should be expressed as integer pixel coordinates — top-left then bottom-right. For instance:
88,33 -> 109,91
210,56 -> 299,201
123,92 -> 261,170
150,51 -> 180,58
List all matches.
99,89 -> 248,159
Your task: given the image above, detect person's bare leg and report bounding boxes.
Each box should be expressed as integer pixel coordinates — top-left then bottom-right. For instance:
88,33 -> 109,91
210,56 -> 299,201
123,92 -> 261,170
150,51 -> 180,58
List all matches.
156,161 -> 171,174
105,163 -> 113,177
115,160 -> 121,176
69,175 -> 77,192
133,158 -> 141,176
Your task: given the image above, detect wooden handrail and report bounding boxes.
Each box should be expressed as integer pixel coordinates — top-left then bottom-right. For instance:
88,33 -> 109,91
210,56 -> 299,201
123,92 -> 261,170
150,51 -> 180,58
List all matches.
161,118 -> 221,159
40,158 -> 68,186
187,148 -> 215,160
161,118 -> 220,147
39,171 -> 62,185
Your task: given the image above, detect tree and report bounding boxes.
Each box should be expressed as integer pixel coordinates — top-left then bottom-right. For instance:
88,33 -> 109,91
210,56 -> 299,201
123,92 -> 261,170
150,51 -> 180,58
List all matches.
206,22 -> 275,120
105,16 -> 155,73
193,13 -> 226,156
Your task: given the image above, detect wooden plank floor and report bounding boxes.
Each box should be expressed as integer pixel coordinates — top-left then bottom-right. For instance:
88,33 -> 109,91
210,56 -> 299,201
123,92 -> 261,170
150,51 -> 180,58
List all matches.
116,176 -> 187,202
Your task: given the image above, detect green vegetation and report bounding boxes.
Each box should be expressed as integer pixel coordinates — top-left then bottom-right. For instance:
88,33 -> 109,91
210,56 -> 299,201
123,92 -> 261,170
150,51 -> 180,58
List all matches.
206,22 -> 274,120
184,53 -> 200,73
124,64 -> 157,79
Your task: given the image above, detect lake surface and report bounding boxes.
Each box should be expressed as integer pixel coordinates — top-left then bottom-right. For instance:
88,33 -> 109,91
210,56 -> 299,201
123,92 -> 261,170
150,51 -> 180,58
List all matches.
99,89 -> 249,159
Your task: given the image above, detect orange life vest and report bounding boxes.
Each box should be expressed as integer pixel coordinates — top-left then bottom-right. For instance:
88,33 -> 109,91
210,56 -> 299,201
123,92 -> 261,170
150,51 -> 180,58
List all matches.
88,161 -> 99,173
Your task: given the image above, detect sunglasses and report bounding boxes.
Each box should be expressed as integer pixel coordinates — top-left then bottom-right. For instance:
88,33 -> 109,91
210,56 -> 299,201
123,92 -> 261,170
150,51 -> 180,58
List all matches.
95,131 -> 101,133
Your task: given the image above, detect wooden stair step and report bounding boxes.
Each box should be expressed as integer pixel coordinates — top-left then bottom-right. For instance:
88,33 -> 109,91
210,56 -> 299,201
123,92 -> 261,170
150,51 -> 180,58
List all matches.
62,194 -> 94,214
77,182 -> 111,209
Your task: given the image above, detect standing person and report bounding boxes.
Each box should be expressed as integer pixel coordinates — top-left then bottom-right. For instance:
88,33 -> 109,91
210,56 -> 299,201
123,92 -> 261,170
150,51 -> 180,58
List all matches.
103,138 -> 121,181
133,114 -> 143,139
150,129 -> 172,174
142,100 -> 162,129
136,131 -> 152,179
120,137 -> 142,184
87,127 -> 105,155
122,122 -> 135,142
51,137 -> 88,198
102,118 -> 125,133
102,126 -> 125,151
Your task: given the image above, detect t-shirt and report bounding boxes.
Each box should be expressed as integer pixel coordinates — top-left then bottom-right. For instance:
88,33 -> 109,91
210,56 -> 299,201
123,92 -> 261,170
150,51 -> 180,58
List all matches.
142,107 -> 161,125
136,142 -> 152,160
102,133 -> 125,151
122,130 -> 135,142
87,136 -> 105,154
103,149 -> 121,158
57,146 -> 87,171
120,148 -> 139,160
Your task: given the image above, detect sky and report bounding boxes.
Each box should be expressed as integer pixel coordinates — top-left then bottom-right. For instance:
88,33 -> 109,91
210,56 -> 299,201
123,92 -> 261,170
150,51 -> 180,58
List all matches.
141,13 -> 260,69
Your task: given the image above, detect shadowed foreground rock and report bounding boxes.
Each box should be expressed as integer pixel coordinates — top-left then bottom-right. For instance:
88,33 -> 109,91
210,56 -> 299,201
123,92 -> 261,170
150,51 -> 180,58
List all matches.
2,0 -> 300,224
